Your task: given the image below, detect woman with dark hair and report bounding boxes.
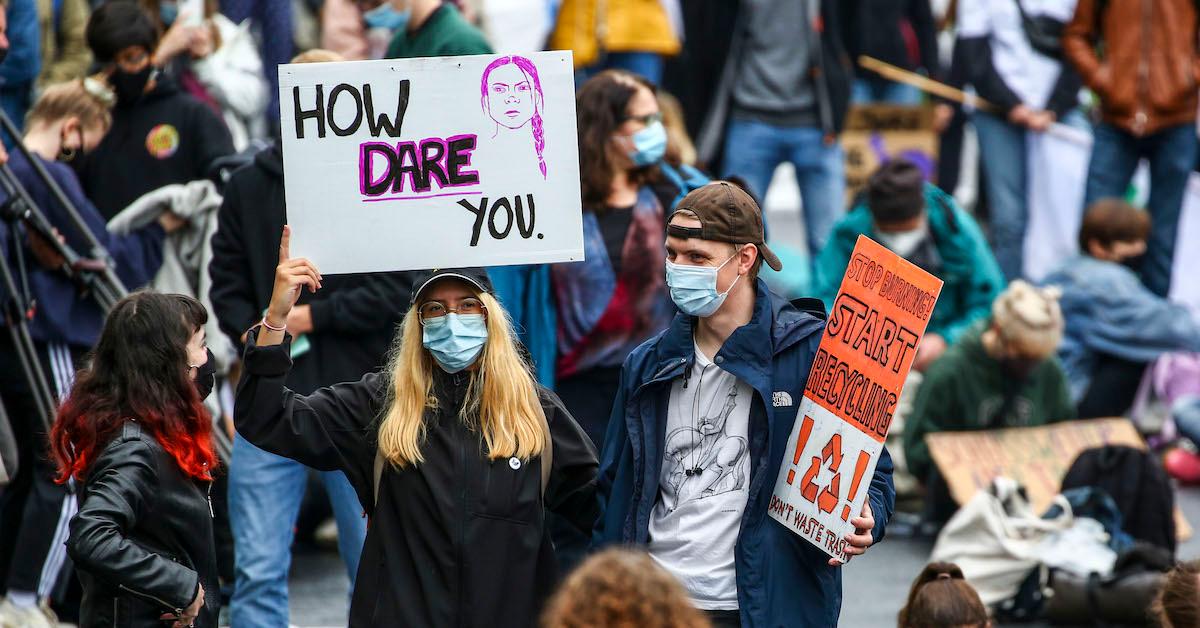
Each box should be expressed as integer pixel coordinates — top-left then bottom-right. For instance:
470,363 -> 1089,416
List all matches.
51,292 -> 219,628
898,562 -> 990,628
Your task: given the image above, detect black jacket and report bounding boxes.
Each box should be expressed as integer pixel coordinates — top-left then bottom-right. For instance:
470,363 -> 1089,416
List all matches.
76,76 -> 234,220
235,332 -> 600,628
67,421 -> 219,628
848,0 -> 939,77
209,144 -> 415,394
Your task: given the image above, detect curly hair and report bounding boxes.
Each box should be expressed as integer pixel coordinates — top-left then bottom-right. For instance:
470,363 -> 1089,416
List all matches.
1153,560 -> 1200,628
541,549 -> 710,628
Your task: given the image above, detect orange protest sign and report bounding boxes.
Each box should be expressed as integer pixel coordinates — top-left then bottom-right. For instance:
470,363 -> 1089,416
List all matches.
769,236 -> 943,561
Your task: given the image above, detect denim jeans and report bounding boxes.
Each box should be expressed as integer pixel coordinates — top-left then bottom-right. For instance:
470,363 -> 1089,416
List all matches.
1083,122 -> 1198,297
972,110 -> 1029,282
575,52 -> 664,86
229,434 -> 366,628
722,118 -> 844,256
852,76 -> 923,105
1175,396 -> 1200,446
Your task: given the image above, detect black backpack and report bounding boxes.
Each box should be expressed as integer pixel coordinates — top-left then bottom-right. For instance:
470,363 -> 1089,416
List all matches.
1061,445 -> 1177,556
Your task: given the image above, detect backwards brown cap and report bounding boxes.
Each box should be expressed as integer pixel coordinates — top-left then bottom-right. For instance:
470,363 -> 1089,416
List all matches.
667,181 -> 782,271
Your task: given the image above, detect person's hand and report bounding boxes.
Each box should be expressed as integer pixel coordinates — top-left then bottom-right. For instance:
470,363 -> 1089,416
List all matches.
1007,104 -> 1033,127
161,582 -> 203,627
286,304 -> 314,335
27,228 -> 66,270
0,143 -> 8,165
158,210 -> 187,233
830,502 -> 875,566
1027,110 -> 1056,133
932,103 -> 955,134
153,16 -> 197,65
267,226 -> 322,327
913,333 -> 947,372
188,24 -> 214,59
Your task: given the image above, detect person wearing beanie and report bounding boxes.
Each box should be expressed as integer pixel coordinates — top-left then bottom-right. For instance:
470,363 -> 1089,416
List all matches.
903,280 -> 1075,523
814,159 -> 1004,372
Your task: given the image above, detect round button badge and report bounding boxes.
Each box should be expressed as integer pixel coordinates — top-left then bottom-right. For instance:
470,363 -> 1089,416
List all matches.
509,457 -> 521,470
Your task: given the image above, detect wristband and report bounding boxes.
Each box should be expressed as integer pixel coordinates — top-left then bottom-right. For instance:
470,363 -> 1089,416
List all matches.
261,316 -> 287,332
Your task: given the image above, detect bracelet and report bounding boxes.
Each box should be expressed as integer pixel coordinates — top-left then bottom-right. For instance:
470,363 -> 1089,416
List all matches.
261,316 -> 287,332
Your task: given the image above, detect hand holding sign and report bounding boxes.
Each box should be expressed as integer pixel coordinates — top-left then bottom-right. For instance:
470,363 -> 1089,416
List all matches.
261,226 -> 322,344
830,502 -> 874,566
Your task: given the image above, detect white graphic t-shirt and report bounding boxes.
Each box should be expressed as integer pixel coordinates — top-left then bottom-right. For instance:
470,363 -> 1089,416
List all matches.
648,343 -> 752,610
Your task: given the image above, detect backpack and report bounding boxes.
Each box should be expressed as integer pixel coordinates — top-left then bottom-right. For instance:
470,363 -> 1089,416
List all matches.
657,163 -> 710,213
1061,445 -> 1176,555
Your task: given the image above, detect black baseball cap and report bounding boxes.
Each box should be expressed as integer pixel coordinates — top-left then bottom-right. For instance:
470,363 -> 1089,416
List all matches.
410,267 -> 494,305
667,181 -> 783,271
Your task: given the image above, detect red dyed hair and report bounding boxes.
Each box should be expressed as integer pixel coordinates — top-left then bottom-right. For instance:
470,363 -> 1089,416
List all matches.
50,292 -> 217,482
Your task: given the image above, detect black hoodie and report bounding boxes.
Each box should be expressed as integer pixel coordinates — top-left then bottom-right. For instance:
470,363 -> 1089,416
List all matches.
209,143 -> 416,395
77,76 -> 235,219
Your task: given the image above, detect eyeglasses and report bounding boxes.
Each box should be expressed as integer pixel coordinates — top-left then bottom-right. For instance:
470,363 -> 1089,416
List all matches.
622,111 -> 663,127
418,297 -> 486,325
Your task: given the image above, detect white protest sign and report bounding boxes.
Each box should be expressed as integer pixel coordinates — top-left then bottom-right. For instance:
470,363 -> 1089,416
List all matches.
278,52 -> 584,274
768,236 -> 942,562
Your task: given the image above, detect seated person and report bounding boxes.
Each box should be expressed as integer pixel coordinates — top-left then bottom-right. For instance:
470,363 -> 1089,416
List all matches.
1042,200 -> 1200,418
814,158 -> 1003,372
904,280 -> 1075,521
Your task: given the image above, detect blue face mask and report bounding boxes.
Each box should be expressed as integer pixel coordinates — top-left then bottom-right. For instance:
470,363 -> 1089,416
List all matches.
364,3 -> 411,30
627,120 -> 667,167
665,252 -> 742,317
422,313 -> 488,373
160,1 -> 179,26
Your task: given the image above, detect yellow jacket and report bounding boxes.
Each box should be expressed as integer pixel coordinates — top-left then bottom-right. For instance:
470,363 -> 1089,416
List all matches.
550,0 -> 680,68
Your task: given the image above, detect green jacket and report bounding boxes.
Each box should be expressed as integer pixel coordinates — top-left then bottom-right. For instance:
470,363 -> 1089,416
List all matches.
385,4 -> 492,59
813,183 -> 1004,344
903,320 -> 1076,482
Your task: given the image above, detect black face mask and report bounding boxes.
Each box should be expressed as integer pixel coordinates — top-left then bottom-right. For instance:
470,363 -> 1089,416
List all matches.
192,348 -> 217,400
0,47 -> 9,65
1000,357 -> 1041,381
111,66 -> 153,107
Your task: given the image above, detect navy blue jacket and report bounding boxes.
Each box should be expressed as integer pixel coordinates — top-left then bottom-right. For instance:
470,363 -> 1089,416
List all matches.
593,280 -> 896,627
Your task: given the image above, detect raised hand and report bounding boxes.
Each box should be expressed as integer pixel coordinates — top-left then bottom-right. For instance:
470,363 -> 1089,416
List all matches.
260,226 -> 321,344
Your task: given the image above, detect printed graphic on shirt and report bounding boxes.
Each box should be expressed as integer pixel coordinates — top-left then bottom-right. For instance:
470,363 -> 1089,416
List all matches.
663,385 -> 749,510
146,124 -> 181,159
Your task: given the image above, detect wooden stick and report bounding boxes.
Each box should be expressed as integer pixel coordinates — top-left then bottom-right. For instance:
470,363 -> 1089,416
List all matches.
857,55 -> 998,113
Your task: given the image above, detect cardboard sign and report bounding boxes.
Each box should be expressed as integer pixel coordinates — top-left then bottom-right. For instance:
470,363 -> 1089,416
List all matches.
927,418 -> 1192,539
769,236 -> 943,561
278,52 -> 584,274
842,105 -> 938,207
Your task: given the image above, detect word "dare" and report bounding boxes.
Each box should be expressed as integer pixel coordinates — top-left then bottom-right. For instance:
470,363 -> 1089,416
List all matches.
359,135 -> 480,196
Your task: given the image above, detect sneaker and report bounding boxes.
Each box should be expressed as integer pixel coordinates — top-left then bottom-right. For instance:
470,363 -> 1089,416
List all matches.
1165,447 -> 1200,484
0,598 -> 57,628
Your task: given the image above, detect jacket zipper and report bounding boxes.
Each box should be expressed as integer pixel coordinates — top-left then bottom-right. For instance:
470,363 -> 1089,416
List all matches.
1135,0 -> 1151,134
456,415 -> 468,628
118,584 -> 184,617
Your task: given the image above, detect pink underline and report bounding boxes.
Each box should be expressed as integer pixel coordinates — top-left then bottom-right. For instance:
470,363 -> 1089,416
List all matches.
361,191 -> 483,202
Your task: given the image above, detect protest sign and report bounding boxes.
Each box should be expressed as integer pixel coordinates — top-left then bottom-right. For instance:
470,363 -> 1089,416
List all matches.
841,105 -> 938,206
278,52 -> 584,274
769,236 -> 943,561
927,418 -> 1192,539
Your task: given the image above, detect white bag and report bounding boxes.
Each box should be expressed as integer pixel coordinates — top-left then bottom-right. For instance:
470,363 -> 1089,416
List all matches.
930,477 -> 1073,605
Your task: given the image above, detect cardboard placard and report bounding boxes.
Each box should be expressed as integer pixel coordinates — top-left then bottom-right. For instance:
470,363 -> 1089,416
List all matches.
927,418 -> 1192,539
769,236 -> 943,561
278,52 -> 584,274
842,105 -> 938,206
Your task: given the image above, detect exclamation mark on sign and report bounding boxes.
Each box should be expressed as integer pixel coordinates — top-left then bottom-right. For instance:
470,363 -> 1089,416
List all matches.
787,415 -> 815,485
840,451 -> 871,521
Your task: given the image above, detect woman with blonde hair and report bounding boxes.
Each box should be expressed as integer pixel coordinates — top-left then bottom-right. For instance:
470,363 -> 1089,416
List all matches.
541,548 -> 710,628
234,227 -> 599,628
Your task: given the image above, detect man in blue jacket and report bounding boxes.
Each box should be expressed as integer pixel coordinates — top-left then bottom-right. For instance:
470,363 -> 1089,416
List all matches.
593,181 -> 895,628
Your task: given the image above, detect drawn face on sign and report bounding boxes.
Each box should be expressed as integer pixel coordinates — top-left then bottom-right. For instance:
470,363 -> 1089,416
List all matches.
485,64 -> 535,130
479,55 -> 547,178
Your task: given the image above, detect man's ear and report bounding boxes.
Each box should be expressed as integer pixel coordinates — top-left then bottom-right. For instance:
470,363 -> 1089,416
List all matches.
740,244 -> 759,275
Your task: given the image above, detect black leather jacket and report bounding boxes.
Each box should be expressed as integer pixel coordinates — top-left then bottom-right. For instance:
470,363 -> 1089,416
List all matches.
67,421 -> 219,628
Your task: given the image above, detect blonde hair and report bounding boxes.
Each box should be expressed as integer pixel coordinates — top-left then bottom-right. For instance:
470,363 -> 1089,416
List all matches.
26,79 -> 113,133
377,290 -> 548,467
291,49 -> 345,64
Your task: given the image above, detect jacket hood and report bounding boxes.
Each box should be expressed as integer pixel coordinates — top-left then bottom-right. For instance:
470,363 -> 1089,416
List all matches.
255,142 -> 284,179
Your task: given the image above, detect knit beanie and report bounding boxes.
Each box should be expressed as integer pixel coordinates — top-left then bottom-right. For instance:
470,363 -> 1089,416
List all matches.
991,280 -> 1064,359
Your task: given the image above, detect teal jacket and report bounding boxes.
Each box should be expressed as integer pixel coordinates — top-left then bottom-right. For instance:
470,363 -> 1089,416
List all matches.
813,183 -> 1004,343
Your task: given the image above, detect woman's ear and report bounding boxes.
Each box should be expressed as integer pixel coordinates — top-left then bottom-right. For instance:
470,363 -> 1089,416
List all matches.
61,116 -> 80,138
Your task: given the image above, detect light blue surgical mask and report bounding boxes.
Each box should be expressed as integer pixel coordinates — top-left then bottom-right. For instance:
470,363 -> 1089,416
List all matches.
628,120 -> 667,167
364,3 -> 411,31
665,252 -> 742,317
422,313 -> 488,373
160,1 -> 179,26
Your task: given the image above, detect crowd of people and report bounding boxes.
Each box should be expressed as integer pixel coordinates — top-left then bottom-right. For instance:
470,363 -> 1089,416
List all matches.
0,0 -> 1197,626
